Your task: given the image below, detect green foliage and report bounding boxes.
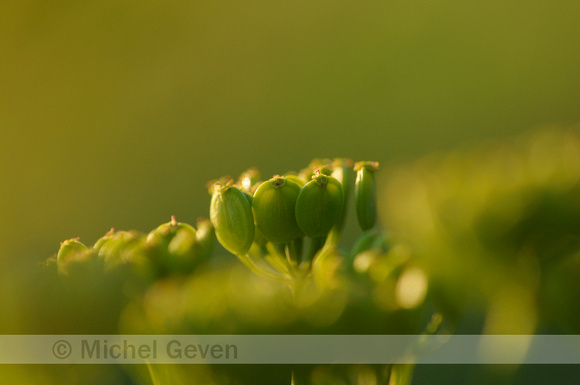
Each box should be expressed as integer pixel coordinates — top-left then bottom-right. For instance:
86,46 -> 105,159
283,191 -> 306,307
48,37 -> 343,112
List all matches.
380,127 -> 580,333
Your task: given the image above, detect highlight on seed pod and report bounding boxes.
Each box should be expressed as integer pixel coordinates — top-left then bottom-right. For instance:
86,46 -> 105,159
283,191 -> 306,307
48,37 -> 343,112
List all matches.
252,175 -> 302,244
354,161 -> 379,231
205,175 -> 233,195
236,167 -> 261,194
210,181 -> 255,255
295,171 -> 344,237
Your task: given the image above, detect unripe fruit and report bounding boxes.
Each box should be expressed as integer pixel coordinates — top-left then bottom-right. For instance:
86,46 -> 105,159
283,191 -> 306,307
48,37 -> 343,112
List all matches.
239,189 -> 269,247
295,172 -> 344,237
57,238 -> 89,264
147,216 -> 196,254
92,228 -> 115,255
354,161 -> 379,230
252,175 -> 302,244
57,238 -> 93,275
210,182 -> 255,255
95,229 -> 145,266
92,228 -> 155,283
146,216 -> 200,274
330,158 -> 354,232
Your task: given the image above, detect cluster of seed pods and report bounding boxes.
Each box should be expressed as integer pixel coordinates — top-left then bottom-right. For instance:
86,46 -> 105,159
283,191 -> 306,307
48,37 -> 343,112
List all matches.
209,158 -> 379,263
55,158 -> 379,282
56,216 -> 214,278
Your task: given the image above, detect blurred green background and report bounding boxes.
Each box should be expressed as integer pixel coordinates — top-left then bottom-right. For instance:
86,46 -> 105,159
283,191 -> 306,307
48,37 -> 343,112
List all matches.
1,0 -> 580,383
2,0 -> 579,266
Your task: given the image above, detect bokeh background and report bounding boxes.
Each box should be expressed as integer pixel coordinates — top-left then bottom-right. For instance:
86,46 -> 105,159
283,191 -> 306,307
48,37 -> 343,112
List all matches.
1,0 -> 580,384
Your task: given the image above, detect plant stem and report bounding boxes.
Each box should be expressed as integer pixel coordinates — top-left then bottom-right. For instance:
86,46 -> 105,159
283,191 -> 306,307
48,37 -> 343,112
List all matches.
236,253 -> 290,282
265,243 -> 293,275
287,237 -> 303,265
305,235 -> 325,263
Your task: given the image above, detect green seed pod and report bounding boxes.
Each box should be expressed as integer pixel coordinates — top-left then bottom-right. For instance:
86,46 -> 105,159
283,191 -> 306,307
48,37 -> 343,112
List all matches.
148,216 -> 197,255
210,182 -> 255,255
147,216 -> 199,274
92,228 -> 115,255
354,161 -> 379,231
96,228 -> 148,260
57,238 -> 89,264
237,187 -> 269,247
92,229 -> 155,283
95,229 -> 143,262
330,158 -> 354,232
57,238 -> 93,275
241,190 -> 253,205
252,175 -> 302,244
295,172 -> 344,237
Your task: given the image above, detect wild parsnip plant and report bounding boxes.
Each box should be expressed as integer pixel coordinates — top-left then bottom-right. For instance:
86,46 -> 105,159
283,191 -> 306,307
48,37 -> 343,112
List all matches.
54,157 -> 388,288
51,128 -> 580,385
206,158 -> 384,291
53,157 -> 429,385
